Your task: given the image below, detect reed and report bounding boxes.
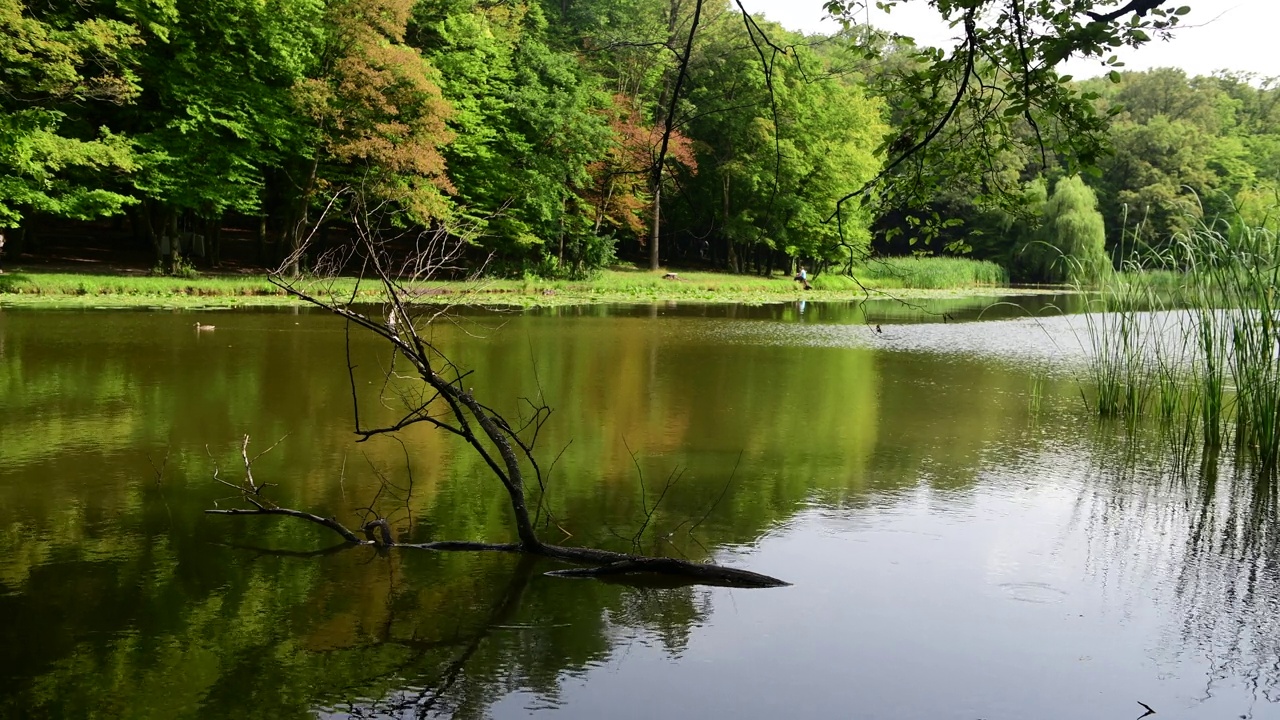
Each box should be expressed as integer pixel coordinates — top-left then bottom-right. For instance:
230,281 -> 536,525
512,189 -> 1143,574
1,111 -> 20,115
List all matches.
1079,211 -> 1280,474
1079,265 -> 1155,420
853,256 -> 1008,289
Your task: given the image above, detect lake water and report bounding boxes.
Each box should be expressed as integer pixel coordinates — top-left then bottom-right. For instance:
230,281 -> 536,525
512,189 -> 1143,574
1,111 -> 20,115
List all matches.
0,297 -> 1276,719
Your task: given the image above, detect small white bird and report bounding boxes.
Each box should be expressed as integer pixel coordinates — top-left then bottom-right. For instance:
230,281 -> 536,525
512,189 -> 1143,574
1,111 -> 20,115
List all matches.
193,322 -> 216,331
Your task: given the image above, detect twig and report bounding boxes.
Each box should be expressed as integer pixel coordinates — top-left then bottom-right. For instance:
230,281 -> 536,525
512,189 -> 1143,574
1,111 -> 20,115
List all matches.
634,466 -> 684,546
686,450 -> 744,537
623,435 -> 648,519
145,446 -> 170,486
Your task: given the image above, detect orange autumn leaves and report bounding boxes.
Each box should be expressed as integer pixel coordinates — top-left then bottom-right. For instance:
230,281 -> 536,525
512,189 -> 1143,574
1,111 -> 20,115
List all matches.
291,0 -> 692,244
293,0 -> 454,221
585,93 -> 697,237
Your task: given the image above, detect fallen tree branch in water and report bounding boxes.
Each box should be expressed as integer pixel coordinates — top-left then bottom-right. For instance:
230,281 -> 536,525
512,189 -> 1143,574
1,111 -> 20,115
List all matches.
205,500 -> 788,588
205,195 -> 788,590
207,505 -> 364,544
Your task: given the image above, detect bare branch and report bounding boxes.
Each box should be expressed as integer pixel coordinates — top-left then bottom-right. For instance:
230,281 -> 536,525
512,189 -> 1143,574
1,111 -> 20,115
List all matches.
206,507 -> 367,545
1085,0 -> 1169,24
826,8 -> 978,224
203,188 -> 789,588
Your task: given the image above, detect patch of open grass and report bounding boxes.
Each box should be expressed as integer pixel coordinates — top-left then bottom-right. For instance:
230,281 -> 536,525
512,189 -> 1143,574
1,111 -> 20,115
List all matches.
1,262 -> 1029,309
0,272 -> 285,297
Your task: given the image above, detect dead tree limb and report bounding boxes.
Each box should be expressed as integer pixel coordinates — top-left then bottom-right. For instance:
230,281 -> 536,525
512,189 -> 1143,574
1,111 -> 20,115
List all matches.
205,200 -> 788,589
206,506 -> 365,544
206,479 -> 786,587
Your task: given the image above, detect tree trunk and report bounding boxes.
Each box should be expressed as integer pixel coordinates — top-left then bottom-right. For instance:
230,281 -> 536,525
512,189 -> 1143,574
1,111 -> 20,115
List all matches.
163,209 -> 178,274
647,0 -> 703,273
558,188 -> 567,267
649,174 -> 661,271
136,202 -> 160,265
722,173 -> 731,270
256,216 -> 268,266
210,218 -> 223,267
283,156 -> 320,277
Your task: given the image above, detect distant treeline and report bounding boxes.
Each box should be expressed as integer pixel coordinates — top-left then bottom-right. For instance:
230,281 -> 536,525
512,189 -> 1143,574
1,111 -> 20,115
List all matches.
881,68 -> 1280,282
1,0 -> 885,275
3,0 -> 1277,279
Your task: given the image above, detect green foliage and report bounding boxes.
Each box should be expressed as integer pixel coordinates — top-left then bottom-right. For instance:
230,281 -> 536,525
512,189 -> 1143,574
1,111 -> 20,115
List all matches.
671,11 -> 885,269
126,0 -> 324,220
418,0 -> 613,273
0,0 -> 142,224
853,255 -> 1008,289
819,0 -> 1195,225
1082,69 -> 1280,257
3,0 -> 1276,285
1035,175 -> 1110,284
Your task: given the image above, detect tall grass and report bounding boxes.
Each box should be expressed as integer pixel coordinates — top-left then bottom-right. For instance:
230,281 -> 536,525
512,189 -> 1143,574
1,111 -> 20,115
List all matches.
1079,214 -> 1280,474
854,256 -> 1008,289
1081,278 -> 1153,421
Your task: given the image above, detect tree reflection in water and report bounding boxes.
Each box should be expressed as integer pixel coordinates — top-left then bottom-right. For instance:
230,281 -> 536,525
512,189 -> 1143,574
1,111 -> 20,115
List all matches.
1078,433 -> 1280,708
305,554 -> 713,720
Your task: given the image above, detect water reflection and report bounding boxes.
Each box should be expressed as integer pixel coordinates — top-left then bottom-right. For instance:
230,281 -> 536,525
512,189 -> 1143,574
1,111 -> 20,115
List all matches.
510,291 -> 1082,325
1077,434 -> 1280,710
0,303 -> 1275,719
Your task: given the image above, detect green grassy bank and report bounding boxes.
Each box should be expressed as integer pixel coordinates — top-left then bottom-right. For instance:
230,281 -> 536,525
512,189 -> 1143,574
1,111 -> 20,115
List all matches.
0,257 -> 1013,309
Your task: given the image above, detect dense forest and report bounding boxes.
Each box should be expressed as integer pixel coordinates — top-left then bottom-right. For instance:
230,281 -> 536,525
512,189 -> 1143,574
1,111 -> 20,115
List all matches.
896,67 -> 1280,282
2,0 -> 1277,280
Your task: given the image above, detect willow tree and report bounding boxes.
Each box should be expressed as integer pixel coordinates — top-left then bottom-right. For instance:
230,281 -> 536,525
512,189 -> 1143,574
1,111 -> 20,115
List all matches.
1033,174 -> 1110,283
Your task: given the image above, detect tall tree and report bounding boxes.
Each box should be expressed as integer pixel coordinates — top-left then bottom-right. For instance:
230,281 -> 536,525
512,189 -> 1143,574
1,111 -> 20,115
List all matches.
677,14 -> 884,271
122,0 -> 323,262
289,0 -> 454,262
1030,174 -> 1109,283
410,0 -> 618,276
0,0 -> 143,229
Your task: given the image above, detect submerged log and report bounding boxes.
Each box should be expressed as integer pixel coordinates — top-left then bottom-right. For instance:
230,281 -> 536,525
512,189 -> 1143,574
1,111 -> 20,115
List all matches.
541,556 -> 788,588
205,507 -> 789,588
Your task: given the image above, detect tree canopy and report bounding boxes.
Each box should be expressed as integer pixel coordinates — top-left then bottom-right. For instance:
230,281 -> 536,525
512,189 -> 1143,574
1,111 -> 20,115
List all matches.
2,0 -> 1276,280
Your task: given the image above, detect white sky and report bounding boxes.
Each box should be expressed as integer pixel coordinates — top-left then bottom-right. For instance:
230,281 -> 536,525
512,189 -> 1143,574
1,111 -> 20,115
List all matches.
734,0 -> 1280,80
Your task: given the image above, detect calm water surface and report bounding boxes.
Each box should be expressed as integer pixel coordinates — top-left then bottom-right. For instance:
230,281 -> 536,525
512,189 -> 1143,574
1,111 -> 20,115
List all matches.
0,296 -> 1276,719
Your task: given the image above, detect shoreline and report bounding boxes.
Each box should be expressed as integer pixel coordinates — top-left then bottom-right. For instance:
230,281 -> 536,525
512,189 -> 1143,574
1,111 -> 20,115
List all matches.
0,267 -> 1062,310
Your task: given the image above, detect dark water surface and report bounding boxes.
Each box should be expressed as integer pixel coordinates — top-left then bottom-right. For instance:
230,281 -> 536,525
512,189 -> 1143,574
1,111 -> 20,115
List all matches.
1,296 -> 1276,719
